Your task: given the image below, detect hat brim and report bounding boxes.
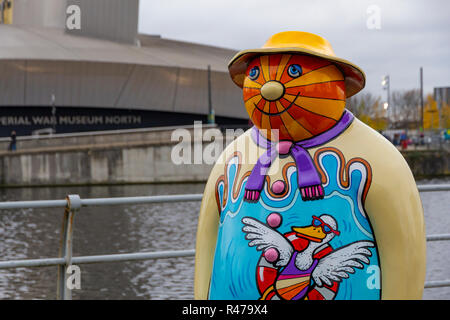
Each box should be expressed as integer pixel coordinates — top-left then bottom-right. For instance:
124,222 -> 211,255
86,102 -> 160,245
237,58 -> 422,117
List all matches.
228,47 -> 365,98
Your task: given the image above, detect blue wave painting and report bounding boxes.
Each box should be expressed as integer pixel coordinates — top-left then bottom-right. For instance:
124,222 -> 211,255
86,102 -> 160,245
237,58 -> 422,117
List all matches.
209,151 -> 381,300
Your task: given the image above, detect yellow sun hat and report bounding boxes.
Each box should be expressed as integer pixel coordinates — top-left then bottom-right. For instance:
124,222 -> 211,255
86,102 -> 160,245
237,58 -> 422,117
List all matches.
228,31 -> 366,98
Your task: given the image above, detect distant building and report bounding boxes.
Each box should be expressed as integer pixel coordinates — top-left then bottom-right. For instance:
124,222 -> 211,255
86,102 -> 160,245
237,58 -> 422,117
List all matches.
434,87 -> 449,107
433,86 -> 449,130
0,0 -> 247,137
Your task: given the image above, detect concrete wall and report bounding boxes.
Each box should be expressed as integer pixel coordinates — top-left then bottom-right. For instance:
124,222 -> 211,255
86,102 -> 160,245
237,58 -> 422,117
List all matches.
0,138 -> 215,187
0,125 -> 230,187
402,150 -> 450,179
1,146 -> 448,187
0,125 -> 216,151
0,127 -> 447,187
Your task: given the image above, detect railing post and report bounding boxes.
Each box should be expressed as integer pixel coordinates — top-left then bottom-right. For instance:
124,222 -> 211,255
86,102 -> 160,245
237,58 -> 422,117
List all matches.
57,194 -> 81,300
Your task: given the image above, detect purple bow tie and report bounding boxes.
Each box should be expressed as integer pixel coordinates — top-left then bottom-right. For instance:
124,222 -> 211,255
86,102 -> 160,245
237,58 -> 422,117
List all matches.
245,110 -> 354,202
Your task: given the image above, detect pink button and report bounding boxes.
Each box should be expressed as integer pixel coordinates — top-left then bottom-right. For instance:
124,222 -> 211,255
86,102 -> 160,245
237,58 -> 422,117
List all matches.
264,248 -> 279,263
277,141 -> 293,155
266,212 -> 282,228
271,180 -> 286,195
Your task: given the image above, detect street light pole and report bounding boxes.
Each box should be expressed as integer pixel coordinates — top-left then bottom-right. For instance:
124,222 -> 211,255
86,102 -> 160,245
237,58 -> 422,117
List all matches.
420,67 -> 424,130
207,65 -> 215,124
382,75 -> 390,129
51,94 -> 56,135
387,75 -> 390,115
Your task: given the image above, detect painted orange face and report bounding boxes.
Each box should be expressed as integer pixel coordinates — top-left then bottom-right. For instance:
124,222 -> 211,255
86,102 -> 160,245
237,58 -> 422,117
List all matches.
243,54 -> 346,141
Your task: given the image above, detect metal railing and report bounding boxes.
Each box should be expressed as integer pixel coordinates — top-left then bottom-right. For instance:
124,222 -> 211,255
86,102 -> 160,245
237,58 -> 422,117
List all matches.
0,184 -> 449,299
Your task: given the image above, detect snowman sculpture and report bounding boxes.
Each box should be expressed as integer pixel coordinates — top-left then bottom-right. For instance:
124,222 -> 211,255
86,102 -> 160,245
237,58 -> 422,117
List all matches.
194,31 -> 425,300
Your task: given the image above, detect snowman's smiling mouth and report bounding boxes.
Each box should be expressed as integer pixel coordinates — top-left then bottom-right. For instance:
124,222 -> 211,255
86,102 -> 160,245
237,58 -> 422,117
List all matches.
253,92 -> 300,116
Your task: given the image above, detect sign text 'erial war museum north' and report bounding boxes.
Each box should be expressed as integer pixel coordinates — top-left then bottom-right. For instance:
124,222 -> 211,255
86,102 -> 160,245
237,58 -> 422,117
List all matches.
0,107 -> 229,137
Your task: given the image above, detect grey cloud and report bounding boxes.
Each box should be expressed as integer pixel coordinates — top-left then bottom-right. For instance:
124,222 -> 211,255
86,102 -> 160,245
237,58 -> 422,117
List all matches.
139,0 -> 449,97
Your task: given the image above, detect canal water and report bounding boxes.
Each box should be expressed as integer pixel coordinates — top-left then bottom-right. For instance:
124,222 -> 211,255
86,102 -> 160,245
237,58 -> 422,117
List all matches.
0,178 -> 449,300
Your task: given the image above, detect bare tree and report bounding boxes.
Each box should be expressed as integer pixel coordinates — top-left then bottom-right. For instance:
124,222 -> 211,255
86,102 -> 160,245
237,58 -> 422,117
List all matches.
391,89 -> 421,127
346,92 -> 386,129
346,92 -> 381,117
346,90 -> 425,130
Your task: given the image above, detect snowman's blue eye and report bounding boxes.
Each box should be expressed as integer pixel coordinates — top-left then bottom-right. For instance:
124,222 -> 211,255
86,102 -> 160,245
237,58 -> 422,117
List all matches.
248,66 -> 260,80
287,64 -> 302,78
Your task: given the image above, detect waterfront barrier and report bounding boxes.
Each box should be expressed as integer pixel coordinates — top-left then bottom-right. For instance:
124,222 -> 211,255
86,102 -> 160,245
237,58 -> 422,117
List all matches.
0,125 -> 448,187
0,184 -> 449,299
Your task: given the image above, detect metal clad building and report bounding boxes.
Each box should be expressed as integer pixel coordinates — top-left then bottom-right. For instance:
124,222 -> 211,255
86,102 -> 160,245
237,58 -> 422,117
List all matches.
66,0 -> 139,44
11,0 -> 66,28
0,0 -> 247,137
434,87 -> 450,107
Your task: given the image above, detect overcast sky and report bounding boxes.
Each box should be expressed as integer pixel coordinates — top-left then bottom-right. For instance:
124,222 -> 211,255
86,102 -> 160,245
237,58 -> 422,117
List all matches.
138,0 -> 449,99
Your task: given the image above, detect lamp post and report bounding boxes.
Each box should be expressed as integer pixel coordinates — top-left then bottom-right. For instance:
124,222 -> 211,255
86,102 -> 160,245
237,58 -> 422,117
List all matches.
419,67 -> 424,130
51,94 -> 56,135
383,102 -> 389,130
207,65 -> 215,124
382,75 -> 390,129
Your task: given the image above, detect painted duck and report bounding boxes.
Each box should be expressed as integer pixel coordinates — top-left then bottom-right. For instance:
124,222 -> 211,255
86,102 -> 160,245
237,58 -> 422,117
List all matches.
242,215 -> 374,300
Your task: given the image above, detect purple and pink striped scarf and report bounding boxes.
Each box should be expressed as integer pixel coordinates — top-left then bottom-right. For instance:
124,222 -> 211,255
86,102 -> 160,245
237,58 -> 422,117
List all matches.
245,110 -> 354,202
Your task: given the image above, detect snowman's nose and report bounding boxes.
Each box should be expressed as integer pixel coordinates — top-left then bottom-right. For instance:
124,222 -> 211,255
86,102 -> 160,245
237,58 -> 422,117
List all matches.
260,81 -> 285,101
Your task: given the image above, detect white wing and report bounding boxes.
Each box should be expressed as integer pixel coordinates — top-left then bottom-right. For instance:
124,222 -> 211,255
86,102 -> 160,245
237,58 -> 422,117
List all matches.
311,241 -> 375,287
242,217 -> 293,267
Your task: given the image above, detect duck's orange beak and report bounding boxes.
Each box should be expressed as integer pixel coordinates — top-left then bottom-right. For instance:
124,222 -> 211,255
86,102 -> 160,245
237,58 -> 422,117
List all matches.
292,225 -> 326,243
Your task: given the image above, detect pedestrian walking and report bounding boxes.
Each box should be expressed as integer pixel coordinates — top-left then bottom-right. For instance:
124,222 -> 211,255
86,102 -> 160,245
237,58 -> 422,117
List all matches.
8,130 -> 17,151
